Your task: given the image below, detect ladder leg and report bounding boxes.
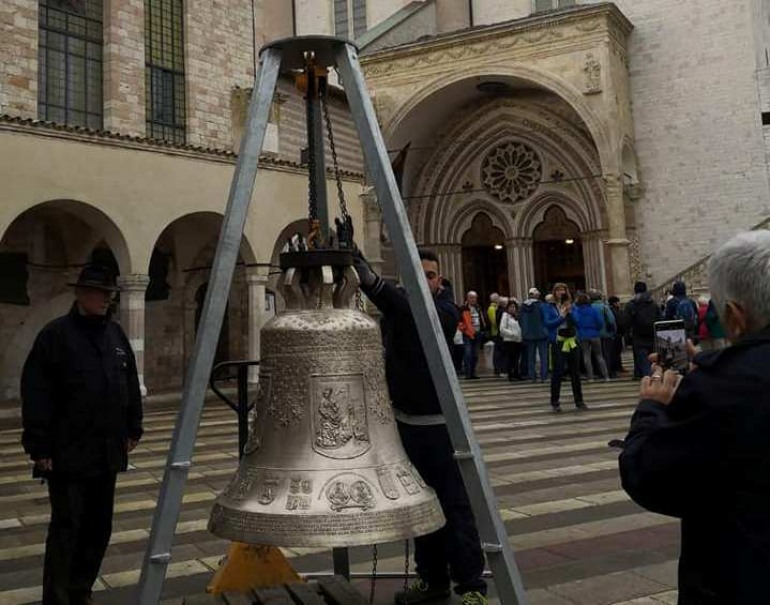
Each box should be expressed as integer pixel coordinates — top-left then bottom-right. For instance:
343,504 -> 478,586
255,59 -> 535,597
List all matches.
335,43 -> 529,605
135,47 -> 283,605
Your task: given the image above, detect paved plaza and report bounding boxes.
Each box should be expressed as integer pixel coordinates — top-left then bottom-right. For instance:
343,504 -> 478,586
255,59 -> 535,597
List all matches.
0,374 -> 680,605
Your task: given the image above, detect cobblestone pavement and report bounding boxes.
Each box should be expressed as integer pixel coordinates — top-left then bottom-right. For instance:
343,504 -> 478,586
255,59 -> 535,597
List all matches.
0,373 -> 680,605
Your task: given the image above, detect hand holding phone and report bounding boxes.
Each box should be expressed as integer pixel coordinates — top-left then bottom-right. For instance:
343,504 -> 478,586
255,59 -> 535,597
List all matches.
654,320 -> 689,374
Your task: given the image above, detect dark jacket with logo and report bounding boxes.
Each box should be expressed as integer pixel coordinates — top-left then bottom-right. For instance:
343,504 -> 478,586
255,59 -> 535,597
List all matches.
21,305 -> 143,477
619,328 -> 770,604
363,276 -> 458,416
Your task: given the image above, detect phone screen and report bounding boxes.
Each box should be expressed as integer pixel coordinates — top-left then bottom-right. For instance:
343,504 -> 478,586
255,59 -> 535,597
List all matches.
654,320 -> 688,374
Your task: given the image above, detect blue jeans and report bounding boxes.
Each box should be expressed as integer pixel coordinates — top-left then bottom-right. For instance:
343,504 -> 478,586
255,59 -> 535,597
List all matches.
463,335 -> 480,377
526,339 -> 549,380
633,344 -> 653,378
463,334 -> 481,376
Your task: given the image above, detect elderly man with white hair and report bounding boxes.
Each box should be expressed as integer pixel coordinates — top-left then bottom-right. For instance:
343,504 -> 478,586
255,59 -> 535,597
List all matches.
619,231 -> 770,604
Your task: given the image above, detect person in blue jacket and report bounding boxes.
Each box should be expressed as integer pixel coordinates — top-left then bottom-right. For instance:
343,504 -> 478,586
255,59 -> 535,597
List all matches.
572,291 -> 610,381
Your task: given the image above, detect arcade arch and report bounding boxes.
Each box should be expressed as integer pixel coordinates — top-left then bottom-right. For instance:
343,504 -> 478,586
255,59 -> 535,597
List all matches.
0,199 -> 131,400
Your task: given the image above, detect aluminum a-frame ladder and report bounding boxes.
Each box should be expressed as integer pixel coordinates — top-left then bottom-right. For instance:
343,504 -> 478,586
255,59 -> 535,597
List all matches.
136,36 -> 530,605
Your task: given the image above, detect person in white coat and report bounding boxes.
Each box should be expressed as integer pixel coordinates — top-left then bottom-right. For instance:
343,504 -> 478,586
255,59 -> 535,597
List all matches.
499,300 -> 524,382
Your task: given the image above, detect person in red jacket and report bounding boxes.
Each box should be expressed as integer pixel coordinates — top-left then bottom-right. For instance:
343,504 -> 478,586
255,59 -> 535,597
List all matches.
458,291 -> 488,379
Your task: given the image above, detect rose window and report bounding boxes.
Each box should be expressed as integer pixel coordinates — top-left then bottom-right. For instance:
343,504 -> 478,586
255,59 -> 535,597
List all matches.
481,142 -> 542,203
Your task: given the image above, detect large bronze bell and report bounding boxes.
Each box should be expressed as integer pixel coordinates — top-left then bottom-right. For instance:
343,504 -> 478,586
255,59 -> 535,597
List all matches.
209,252 -> 445,547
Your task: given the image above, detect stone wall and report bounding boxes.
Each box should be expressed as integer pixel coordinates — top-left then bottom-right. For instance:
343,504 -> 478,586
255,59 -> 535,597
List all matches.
583,0 -> 770,285
103,0 -> 145,135
185,0 -> 256,149
0,0 -> 37,117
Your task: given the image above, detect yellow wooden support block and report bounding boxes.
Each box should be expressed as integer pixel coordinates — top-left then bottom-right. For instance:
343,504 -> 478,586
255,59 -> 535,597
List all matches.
206,543 -> 303,594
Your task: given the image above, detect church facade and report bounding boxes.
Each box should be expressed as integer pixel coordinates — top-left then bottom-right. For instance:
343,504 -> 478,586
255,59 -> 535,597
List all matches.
1,0 -> 769,401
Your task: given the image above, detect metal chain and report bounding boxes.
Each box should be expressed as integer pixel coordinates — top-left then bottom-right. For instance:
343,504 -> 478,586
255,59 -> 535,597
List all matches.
305,64 -> 318,223
403,539 -> 410,602
320,79 -> 350,222
369,544 -> 378,604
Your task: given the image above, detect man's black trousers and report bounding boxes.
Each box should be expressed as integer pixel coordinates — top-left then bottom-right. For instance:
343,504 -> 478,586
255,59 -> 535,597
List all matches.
397,421 -> 486,595
43,473 -> 117,605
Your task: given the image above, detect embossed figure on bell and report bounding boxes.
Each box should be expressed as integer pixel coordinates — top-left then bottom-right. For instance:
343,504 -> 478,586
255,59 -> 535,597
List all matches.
208,250 -> 445,547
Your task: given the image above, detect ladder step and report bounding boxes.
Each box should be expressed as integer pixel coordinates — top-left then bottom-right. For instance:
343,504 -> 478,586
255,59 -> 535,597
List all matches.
171,461 -> 192,469
482,543 -> 503,553
150,553 -> 172,564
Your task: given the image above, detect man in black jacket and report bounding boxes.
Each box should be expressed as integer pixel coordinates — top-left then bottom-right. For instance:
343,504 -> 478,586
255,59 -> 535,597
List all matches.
620,231 -> 770,604
353,249 -> 487,605
622,281 -> 662,379
21,265 -> 143,605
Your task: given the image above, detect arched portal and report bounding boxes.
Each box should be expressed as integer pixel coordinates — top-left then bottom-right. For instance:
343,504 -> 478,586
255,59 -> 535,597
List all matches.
143,212 -> 257,393
461,213 -> 508,304
0,199 -> 130,401
533,207 -> 585,293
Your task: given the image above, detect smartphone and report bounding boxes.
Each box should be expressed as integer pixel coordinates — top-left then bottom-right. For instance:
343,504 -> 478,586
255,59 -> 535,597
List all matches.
654,320 -> 689,374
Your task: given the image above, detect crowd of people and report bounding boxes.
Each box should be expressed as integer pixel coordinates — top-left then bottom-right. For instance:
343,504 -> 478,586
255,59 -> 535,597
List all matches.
447,279 -> 727,400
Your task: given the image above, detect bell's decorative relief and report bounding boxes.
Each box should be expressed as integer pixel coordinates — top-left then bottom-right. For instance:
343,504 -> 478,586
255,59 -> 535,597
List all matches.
312,375 -> 371,459
396,465 -> 421,495
324,474 -> 377,512
377,467 -> 401,500
285,476 -> 313,511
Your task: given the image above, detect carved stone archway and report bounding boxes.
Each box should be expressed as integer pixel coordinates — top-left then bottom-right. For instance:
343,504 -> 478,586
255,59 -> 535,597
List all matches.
460,213 -> 508,304
532,207 -> 586,293
363,3 -> 635,296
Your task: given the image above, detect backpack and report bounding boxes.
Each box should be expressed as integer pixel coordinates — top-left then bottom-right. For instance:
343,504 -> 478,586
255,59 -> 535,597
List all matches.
602,304 -> 616,335
675,298 -> 698,336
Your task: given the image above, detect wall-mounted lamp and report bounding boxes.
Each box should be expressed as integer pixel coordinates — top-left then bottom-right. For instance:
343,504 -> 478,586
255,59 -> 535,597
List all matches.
494,244 -> 504,250
565,239 -> 575,245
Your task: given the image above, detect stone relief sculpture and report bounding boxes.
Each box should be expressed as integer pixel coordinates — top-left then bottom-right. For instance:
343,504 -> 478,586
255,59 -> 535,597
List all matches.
584,53 -> 602,94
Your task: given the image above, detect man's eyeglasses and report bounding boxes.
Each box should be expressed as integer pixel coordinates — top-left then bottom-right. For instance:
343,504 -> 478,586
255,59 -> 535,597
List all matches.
424,271 -> 438,280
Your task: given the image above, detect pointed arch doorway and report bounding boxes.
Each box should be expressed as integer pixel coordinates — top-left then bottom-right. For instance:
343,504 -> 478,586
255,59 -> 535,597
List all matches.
461,213 -> 508,303
533,207 -> 586,293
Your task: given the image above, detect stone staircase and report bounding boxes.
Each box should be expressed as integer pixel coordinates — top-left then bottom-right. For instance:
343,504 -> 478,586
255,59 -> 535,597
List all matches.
649,215 -> 770,301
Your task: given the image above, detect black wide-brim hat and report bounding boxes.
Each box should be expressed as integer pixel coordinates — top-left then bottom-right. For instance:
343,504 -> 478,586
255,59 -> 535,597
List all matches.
67,264 -> 120,292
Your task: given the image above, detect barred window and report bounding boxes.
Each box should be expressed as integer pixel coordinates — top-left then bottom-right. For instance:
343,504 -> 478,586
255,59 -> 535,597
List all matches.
38,0 -> 103,129
145,0 -> 185,144
534,0 -> 575,12
334,0 -> 366,39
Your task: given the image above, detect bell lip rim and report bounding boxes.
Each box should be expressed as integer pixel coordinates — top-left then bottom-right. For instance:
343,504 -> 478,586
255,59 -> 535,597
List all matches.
208,501 -> 447,548
208,520 -> 447,548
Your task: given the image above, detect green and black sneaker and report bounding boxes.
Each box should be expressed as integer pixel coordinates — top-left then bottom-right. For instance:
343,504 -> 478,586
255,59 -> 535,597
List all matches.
394,579 -> 451,604
460,591 -> 489,605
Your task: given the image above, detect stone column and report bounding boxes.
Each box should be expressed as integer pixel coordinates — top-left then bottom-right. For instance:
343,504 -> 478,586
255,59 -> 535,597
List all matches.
506,237 -> 534,302
604,175 -> 632,298
582,232 -> 606,292
246,266 -> 271,383
117,274 -> 150,397
433,244 -> 462,302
